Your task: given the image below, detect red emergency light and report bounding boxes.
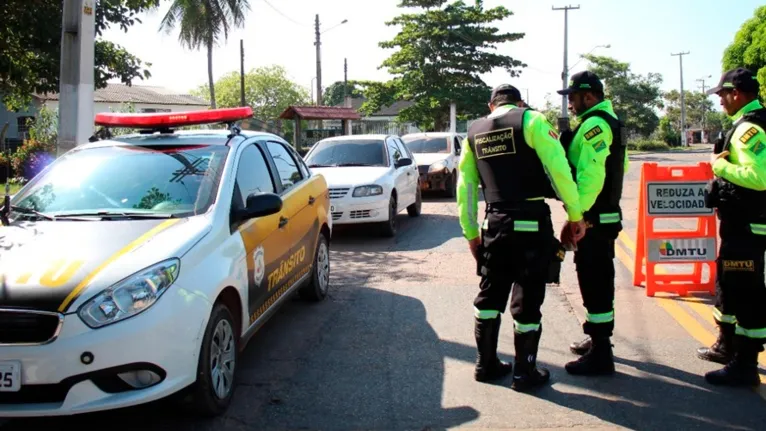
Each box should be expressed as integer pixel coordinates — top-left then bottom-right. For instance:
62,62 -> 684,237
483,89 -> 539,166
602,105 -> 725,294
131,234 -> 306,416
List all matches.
94,106 -> 253,129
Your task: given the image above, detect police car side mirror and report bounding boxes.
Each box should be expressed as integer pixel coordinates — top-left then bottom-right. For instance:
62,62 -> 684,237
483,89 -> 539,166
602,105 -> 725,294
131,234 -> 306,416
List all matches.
395,157 -> 413,168
242,192 -> 283,220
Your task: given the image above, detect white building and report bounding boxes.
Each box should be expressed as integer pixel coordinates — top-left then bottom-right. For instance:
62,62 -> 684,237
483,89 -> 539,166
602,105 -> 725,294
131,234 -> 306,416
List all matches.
0,83 -> 208,146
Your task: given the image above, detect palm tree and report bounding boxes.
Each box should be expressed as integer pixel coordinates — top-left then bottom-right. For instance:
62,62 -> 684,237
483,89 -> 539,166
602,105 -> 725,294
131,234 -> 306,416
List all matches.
159,0 -> 250,109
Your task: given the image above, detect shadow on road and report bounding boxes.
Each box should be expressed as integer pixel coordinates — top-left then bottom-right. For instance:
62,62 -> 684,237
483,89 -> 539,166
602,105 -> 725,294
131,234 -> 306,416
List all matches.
2,287 -> 480,431
331,212 -> 461,253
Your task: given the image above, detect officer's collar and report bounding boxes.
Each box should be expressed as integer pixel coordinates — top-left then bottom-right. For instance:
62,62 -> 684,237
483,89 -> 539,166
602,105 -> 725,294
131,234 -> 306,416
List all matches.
732,99 -> 764,122
488,104 -> 515,119
578,99 -> 613,119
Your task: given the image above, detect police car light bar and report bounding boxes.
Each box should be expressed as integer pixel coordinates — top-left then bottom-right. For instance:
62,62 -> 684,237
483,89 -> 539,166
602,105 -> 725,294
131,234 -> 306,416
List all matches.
94,107 -> 253,129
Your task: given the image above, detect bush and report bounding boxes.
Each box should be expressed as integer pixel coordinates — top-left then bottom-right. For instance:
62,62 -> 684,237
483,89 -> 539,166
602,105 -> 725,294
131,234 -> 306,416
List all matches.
629,138 -> 670,152
11,139 -> 56,180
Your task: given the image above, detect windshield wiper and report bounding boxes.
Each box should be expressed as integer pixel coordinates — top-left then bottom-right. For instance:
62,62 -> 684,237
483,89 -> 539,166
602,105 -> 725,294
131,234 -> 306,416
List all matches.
10,205 -> 56,221
307,163 -> 335,168
335,163 -> 374,167
53,211 -> 178,220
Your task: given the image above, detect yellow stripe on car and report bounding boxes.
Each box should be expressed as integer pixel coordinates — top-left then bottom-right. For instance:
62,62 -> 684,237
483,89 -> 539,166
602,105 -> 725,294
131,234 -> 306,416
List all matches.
58,219 -> 181,312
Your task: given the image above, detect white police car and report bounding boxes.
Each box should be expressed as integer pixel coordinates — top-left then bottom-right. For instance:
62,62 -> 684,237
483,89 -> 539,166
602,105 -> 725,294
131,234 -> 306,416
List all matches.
0,107 -> 332,417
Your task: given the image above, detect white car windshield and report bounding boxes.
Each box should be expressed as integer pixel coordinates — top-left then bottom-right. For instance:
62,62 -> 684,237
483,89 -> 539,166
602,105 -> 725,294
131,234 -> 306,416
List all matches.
402,136 -> 449,154
305,139 -> 387,167
10,138 -> 230,219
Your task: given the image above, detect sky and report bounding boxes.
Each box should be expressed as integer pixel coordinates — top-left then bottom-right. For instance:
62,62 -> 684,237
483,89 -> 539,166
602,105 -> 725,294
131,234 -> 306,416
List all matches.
101,0 -> 763,112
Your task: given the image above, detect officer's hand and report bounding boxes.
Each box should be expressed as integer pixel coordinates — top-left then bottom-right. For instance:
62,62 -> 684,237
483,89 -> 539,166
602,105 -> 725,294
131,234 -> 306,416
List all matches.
560,223 -> 576,251
468,237 -> 481,262
567,219 -> 587,243
711,150 -> 729,165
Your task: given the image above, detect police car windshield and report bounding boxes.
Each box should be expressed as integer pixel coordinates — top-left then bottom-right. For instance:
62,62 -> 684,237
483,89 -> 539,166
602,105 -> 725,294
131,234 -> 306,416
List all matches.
402,136 -> 449,154
11,141 -> 229,218
305,139 -> 387,167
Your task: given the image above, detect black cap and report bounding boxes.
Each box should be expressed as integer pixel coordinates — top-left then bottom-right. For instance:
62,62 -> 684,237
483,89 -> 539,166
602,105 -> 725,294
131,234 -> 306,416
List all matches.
557,70 -> 604,95
490,84 -> 522,104
707,67 -> 760,95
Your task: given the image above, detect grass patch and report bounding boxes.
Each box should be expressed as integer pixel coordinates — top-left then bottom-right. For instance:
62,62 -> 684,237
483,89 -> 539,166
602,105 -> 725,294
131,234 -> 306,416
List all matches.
0,183 -> 21,194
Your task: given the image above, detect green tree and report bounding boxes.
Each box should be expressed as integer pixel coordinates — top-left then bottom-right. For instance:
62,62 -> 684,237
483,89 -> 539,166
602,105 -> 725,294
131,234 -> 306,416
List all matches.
322,81 -> 364,106
583,54 -> 664,137
160,0 -> 251,109
662,90 -> 714,131
0,0 -> 160,111
722,5 -> 766,100
363,0 -> 525,131
192,65 -> 311,139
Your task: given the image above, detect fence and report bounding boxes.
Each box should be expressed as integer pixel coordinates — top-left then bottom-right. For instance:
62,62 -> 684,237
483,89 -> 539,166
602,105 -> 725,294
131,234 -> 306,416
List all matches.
350,120 -> 420,136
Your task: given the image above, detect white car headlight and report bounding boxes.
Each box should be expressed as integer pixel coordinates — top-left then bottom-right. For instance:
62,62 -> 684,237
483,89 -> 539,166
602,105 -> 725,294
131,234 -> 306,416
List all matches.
78,259 -> 181,329
353,185 -> 383,197
429,161 -> 448,173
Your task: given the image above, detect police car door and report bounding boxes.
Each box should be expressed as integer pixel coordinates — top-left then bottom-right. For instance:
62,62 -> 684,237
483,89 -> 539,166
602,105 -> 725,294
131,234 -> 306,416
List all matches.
387,136 -> 411,210
231,142 -> 292,325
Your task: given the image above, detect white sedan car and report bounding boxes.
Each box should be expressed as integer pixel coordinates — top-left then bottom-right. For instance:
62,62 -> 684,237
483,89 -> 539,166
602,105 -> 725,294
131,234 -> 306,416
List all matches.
304,134 -> 421,237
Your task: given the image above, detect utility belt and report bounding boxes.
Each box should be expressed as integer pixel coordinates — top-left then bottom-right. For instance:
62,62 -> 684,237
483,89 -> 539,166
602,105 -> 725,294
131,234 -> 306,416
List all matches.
706,177 -> 766,220
583,207 -> 623,232
478,200 -> 565,284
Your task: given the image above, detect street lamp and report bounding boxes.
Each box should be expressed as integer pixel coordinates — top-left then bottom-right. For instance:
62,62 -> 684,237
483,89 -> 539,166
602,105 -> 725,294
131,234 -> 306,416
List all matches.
315,15 -> 348,106
568,44 -> 610,72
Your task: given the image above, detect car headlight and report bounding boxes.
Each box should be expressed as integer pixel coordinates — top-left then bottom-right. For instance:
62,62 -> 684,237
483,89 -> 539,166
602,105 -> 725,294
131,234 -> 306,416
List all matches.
352,185 -> 383,197
78,259 -> 181,329
429,161 -> 448,173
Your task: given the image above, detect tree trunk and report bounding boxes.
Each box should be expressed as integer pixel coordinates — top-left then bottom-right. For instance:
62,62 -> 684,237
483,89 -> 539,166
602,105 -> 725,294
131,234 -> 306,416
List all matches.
207,42 -> 216,109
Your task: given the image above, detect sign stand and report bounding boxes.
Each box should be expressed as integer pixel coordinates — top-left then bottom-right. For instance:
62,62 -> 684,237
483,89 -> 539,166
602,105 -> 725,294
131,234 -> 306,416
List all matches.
633,162 -> 718,297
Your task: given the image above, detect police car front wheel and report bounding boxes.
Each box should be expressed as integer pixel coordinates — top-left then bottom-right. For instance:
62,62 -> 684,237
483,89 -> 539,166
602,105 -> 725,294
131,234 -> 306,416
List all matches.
189,302 -> 239,416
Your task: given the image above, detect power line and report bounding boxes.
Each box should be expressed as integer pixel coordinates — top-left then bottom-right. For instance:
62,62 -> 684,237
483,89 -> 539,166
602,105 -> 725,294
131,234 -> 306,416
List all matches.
259,0 -> 311,27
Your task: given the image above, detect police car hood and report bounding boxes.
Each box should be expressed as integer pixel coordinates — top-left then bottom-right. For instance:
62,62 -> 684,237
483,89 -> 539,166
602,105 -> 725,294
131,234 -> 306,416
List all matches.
0,216 -> 210,313
412,153 -> 450,167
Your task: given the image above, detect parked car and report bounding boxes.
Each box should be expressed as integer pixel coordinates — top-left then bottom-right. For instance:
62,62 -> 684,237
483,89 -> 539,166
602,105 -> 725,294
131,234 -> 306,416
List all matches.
304,134 -> 421,237
0,107 -> 332,417
400,132 -> 463,197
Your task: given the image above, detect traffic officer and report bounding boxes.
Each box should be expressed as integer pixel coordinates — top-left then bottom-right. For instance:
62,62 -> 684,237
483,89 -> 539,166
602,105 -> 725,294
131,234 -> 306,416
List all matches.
457,84 -> 586,391
700,67 -> 766,387
555,71 -> 628,376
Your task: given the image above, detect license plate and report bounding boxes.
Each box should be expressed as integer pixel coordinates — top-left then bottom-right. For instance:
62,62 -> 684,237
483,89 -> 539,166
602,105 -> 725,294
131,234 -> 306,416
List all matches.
330,205 -> 335,212
0,361 -> 21,392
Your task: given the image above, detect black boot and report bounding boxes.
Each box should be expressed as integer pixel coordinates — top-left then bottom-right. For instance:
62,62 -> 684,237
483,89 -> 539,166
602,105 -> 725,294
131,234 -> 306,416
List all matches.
705,337 -> 761,387
565,336 -> 615,375
474,315 -> 513,382
570,336 -> 592,355
511,326 -> 550,392
697,323 -> 735,365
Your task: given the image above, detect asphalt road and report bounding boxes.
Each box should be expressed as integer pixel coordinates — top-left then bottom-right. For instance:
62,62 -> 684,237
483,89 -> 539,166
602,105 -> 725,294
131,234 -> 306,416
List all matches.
5,146 -> 766,430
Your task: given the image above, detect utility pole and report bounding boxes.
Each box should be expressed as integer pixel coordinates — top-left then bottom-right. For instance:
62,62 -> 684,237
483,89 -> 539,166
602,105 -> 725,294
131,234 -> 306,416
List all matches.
697,74 -> 712,143
672,51 -> 690,147
240,39 -> 246,107
343,58 -> 348,103
315,14 -> 322,106
553,4 -> 580,132
58,0 -> 95,155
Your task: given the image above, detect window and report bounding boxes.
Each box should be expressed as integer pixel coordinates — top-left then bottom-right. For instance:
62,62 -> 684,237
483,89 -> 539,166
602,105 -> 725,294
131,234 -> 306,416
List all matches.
394,138 -> 411,160
16,116 -> 34,138
11,142 -> 230,217
267,141 -> 303,192
453,137 -> 462,155
401,135 -> 449,154
386,138 -> 402,163
304,138 -> 387,167
233,144 -> 276,210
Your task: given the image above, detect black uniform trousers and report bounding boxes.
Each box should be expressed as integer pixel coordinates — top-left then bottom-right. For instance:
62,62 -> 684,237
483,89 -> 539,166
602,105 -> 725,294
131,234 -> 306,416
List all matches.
475,201 -> 555,335
573,214 -> 622,338
715,219 -> 766,348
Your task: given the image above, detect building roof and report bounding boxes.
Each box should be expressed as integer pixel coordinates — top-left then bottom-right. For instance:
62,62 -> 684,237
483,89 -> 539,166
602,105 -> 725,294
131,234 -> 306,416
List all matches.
278,105 -> 361,120
34,83 -> 209,106
342,97 -> 414,117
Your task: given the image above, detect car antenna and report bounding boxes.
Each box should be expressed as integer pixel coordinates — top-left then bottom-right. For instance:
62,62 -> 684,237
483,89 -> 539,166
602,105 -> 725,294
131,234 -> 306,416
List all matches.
1,122 -> 10,226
